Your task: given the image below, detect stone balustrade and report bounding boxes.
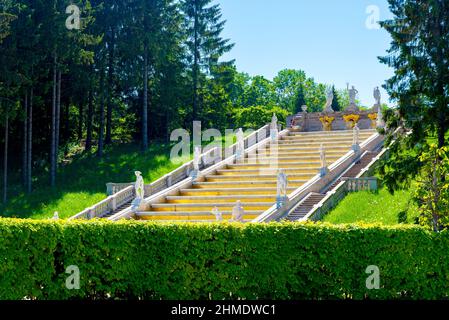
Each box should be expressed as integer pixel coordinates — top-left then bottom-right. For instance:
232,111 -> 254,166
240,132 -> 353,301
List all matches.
286,107 -> 381,132
254,130 -> 385,223
70,123 -> 271,220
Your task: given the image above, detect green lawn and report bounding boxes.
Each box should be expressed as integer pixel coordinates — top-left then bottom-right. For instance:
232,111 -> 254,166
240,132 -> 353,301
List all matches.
322,186 -> 419,225
0,143 -> 189,219
0,131 -> 248,220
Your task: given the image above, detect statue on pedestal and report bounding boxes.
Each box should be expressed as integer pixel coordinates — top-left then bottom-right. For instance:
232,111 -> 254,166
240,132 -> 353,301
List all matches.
276,169 -> 288,209
270,113 -> 278,141
323,86 -> 334,113
352,124 -> 361,153
319,144 -> 329,177
373,86 -> 381,107
231,200 -> 245,222
134,171 -> 145,200
377,106 -> 384,128
211,206 -> 223,222
353,124 -> 360,145
346,84 -> 359,112
192,146 -> 201,179
131,171 -> 145,210
301,105 -> 308,113
236,128 -> 245,162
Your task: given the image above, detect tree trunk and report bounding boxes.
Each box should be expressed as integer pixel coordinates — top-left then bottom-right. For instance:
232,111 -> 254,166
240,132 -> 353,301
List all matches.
142,48 -> 149,151
105,28 -> 115,145
86,83 -> 94,152
27,88 -> 33,194
192,9 -> 199,122
165,108 -> 170,143
3,113 -> 8,204
56,70 -> 61,169
64,98 -> 70,147
22,93 -> 28,187
50,54 -> 57,188
78,102 -> 83,141
98,67 -> 105,158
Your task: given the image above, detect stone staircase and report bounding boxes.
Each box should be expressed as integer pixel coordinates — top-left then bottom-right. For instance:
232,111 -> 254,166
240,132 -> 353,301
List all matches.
135,129 -> 376,223
101,200 -> 134,218
285,150 -> 380,221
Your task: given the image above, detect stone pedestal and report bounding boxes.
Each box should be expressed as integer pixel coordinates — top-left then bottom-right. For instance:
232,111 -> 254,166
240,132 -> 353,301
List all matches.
346,103 -> 360,113
352,144 -> 361,154
320,167 -> 329,177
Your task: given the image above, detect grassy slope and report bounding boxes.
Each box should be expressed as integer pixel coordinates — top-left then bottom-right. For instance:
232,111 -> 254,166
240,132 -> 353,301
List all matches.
323,186 -> 419,225
0,143 -> 188,219
0,131 -> 245,220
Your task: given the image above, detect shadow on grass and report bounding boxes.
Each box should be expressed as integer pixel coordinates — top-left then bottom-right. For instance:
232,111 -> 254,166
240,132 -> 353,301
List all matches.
0,142 -> 186,219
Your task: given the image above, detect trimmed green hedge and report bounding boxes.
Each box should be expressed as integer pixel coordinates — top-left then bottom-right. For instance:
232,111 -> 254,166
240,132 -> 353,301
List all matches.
0,218 -> 448,300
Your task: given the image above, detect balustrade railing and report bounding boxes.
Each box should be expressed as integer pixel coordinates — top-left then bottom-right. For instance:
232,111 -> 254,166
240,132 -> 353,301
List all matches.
69,185 -> 135,220
70,124 -> 271,220
254,130 -> 384,223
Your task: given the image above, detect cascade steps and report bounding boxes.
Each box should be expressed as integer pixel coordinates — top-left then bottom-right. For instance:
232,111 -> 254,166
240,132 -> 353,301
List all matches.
216,168 -> 318,175
191,180 -> 309,188
285,193 -> 326,221
285,150 -> 380,222
180,187 -> 297,196
135,129 -> 377,222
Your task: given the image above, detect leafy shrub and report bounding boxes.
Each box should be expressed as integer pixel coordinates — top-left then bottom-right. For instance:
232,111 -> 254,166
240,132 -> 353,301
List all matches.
1,219 -> 448,300
234,105 -> 289,130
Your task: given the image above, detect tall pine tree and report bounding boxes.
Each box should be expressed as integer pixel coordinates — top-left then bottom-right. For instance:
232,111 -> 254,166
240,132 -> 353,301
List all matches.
182,0 -> 234,121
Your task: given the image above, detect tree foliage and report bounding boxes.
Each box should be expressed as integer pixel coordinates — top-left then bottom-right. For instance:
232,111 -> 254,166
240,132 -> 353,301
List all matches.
379,0 -> 449,230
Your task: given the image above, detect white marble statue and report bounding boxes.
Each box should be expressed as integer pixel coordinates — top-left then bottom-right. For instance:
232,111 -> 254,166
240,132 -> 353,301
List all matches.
193,146 -> 201,172
277,169 -> 288,199
276,169 -> 288,209
134,171 -> 145,201
52,211 -> 59,220
373,86 -> 381,106
231,200 -> 245,222
211,206 -> 223,222
377,106 -> 384,128
236,128 -> 245,161
319,144 -> 327,169
353,124 -> 360,145
270,113 -> 278,141
324,86 -> 334,113
301,105 -> 308,113
319,144 -> 328,177
271,113 -> 278,129
348,84 -> 359,106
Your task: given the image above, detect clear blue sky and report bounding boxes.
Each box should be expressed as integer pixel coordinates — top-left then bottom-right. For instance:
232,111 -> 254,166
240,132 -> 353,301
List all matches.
217,0 -> 395,107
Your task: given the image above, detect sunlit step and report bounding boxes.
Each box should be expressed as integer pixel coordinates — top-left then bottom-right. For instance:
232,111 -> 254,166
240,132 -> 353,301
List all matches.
140,218 -> 254,223
280,133 -> 373,142
277,139 -> 359,145
192,180 -> 308,188
245,156 -> 341,163
216,168 -> 318,175
288,129 -> 375,136
150,202 -> 271,212
136,211 -> 257,222
137,214 -> 258,221
267,145 -> 352,152
181,187 -> 297,196
166,195 -> 277,204
205,173 -> 315,182
227,163 -> 321,169
137,210 -> 261,217
259,150 -> 348,157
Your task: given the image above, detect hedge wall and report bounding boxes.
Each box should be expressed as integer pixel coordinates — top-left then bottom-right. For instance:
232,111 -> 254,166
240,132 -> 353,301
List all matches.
0,218 -> 448,300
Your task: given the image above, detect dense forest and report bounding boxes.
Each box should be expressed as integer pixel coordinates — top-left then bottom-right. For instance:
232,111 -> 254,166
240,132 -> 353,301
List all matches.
0,0 -> 351,202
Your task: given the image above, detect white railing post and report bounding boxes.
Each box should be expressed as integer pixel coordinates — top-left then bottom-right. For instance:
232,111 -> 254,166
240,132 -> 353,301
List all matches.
111,196 -> 117,211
